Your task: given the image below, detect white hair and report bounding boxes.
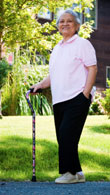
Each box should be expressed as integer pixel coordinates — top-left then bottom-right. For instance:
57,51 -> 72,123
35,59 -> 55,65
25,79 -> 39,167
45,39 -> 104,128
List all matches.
56,9 -> 80,28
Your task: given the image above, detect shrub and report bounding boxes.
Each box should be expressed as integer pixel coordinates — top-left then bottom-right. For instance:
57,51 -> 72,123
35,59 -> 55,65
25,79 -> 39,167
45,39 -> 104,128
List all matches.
0,59 -> 12,89
101,80 -> 110,117
2,60 -> 52,116
89,92 -> 105,115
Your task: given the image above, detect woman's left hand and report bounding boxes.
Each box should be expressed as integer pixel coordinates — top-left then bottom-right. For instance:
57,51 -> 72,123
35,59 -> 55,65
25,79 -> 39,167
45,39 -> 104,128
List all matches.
83,91 -> 90,99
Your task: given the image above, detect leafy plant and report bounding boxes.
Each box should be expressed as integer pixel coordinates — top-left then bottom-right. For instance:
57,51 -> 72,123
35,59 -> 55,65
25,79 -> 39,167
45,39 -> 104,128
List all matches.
89,92 -> 105,115
101,79 -> 110,117
1,56 -> 52,116
0,59 -> 12,89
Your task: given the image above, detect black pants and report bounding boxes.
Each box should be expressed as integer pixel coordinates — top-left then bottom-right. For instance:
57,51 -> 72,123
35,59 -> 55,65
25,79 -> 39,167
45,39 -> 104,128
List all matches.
53,92 -> 91,175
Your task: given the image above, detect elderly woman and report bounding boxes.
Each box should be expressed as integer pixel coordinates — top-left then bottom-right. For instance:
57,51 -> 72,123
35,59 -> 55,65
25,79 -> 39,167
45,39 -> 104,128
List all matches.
31,9 -> 97,184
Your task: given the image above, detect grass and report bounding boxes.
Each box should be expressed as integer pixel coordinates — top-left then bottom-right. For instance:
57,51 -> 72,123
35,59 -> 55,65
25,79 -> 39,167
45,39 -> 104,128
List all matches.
0,115 -> 110,182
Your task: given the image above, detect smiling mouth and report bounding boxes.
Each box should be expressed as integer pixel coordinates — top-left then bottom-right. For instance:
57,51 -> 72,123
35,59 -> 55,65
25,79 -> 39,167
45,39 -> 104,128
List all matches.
62,27 -> 70,30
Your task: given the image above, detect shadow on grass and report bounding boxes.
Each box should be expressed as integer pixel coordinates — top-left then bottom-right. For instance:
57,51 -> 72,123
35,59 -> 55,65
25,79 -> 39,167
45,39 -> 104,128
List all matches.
87,124 -> 110,134
79,150 -> 110,169
79,150 -> 110,181
0,136 -> 58,181
0,136 -> 110,181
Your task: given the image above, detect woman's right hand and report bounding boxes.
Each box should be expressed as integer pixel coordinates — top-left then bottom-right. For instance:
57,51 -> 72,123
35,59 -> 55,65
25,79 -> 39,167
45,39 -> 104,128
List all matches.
30,83 -> 42,94
30,75 -> 50,95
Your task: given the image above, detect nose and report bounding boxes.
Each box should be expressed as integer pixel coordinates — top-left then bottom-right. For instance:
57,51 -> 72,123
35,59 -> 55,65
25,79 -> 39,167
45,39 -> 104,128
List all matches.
63,21 -> 68,25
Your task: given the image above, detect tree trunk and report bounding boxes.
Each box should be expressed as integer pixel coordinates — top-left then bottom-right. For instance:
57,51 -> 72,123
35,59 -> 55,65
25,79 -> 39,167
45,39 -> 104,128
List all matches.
82,10 -> 85,24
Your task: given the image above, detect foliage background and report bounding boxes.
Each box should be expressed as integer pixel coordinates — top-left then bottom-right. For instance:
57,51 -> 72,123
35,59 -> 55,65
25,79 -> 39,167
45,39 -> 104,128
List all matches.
0,0 -> 95,59
0,59 -> 12,89
1,56 -> 52,115
101,80 -> 110,117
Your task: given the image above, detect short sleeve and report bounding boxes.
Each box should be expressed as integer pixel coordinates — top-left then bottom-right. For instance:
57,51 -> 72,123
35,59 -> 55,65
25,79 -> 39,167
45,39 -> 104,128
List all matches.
81,39 -> 97,67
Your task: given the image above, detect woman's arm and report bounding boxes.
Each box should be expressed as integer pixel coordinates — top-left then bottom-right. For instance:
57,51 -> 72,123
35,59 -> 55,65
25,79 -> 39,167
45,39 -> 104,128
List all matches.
31,74 -> 50,93
83,65 -> 98,99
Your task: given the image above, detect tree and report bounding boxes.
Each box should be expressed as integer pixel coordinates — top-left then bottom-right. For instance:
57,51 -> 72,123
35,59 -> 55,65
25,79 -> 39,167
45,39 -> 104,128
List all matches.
0,0 -> 95,60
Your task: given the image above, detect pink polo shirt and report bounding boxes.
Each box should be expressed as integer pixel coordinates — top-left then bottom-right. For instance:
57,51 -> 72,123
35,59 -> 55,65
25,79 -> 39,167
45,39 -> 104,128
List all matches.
49,34 -> 97,105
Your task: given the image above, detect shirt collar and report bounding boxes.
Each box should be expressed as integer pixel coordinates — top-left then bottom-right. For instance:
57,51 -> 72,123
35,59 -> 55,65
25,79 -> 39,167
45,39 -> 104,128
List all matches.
59,34 -> 78,45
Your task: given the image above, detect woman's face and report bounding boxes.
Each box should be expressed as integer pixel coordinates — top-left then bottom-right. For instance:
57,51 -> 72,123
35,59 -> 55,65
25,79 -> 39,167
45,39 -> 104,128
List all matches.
58,13 -> 80,38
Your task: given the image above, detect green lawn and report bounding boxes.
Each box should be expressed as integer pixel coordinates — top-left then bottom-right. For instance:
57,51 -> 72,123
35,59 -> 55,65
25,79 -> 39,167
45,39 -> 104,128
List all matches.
0,115 -> 110,182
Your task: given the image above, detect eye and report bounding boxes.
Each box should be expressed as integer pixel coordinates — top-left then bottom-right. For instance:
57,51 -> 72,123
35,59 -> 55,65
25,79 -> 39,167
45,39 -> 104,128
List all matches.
59,20 -> 64,23
67,20 -> 73,23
